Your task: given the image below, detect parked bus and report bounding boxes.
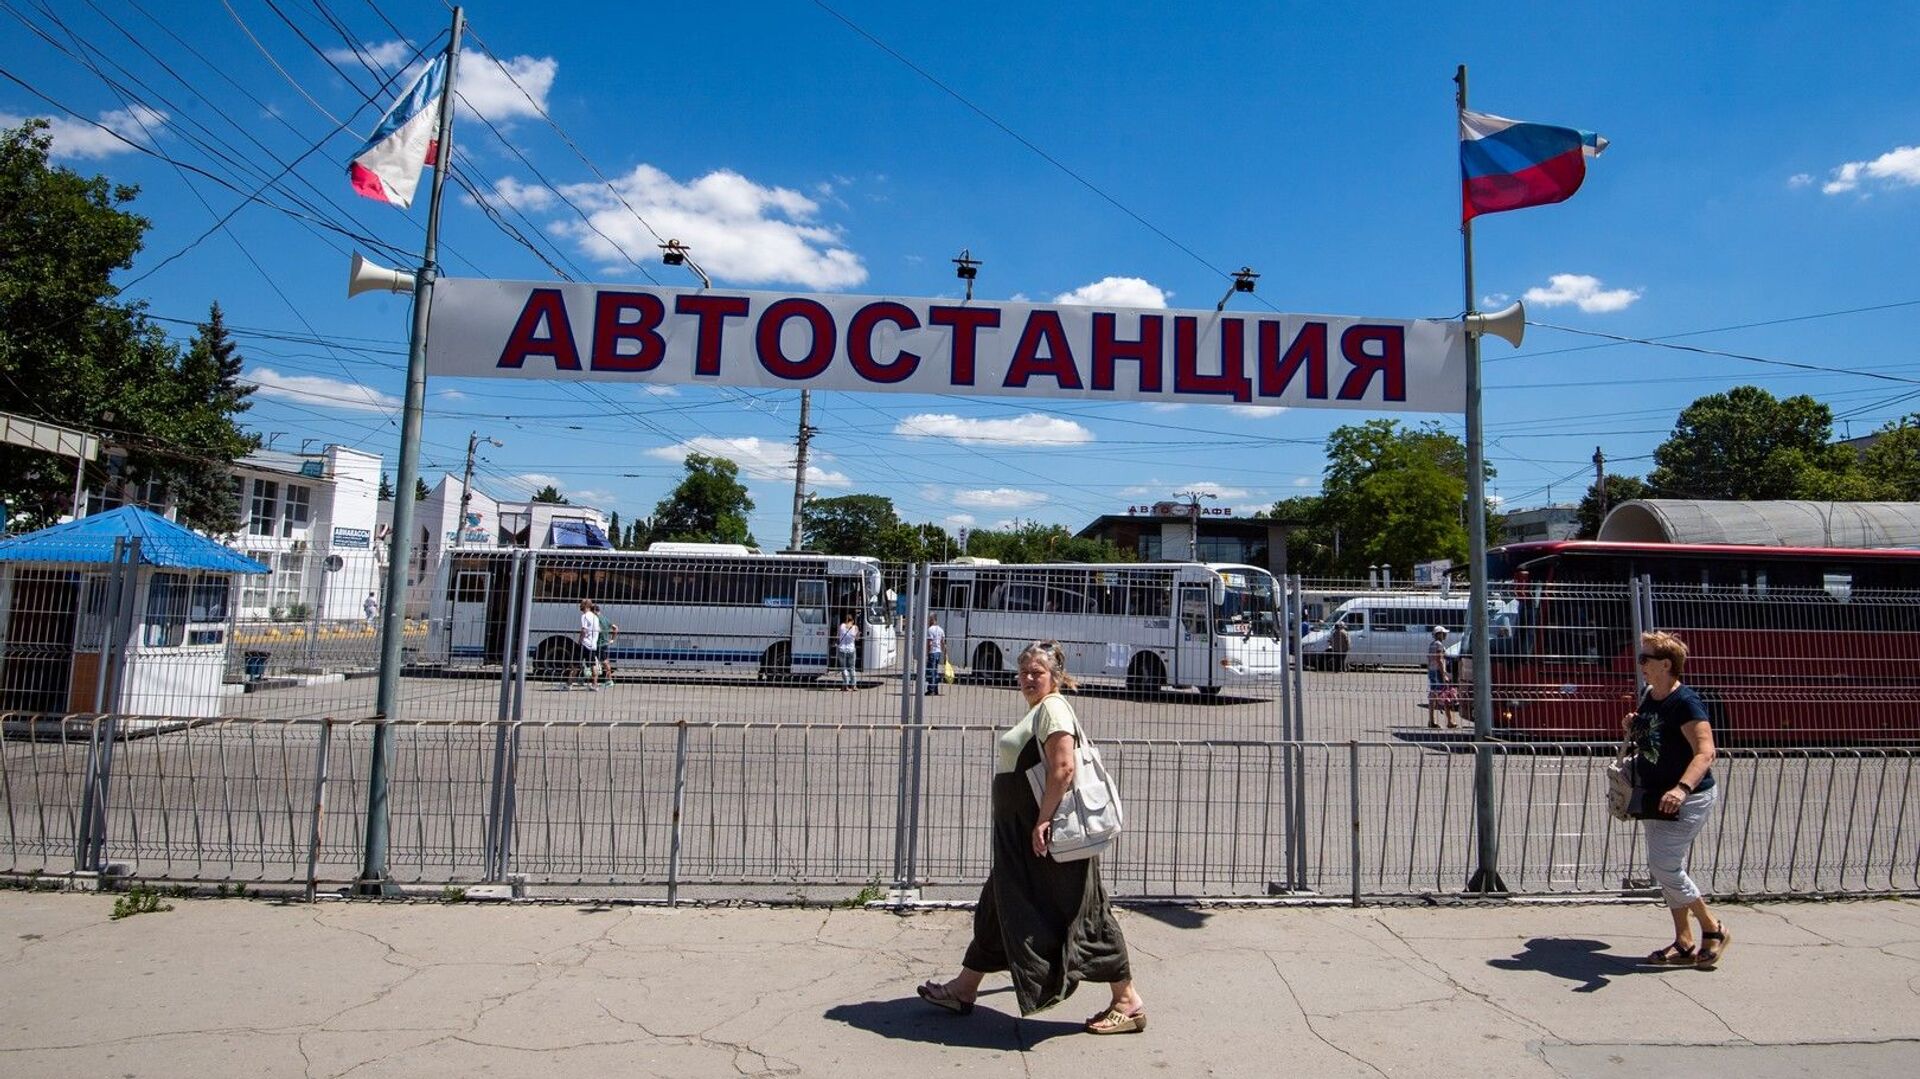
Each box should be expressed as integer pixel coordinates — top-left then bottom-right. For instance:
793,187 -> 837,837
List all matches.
423,544 -> 898,679
928,561 -> 1286,695
1471,541 -> 1920,742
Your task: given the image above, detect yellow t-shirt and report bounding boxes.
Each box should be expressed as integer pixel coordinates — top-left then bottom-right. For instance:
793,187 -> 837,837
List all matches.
995,694 -> 1080,774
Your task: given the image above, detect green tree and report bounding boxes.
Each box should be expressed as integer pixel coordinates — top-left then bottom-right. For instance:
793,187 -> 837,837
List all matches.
155,303 -> 258,532
965,519 -> 1128,564
0,121 -> 258,529
415,477 -> 429,501
625,518 -> 653,550
530,484 -> 568,504
607,510 -> 623,549
1574,474 -> 1653,539
1257,494 -> 1334,577
1313,419 -> 1488,577
804,494 -> 902,555
1858,416 -> 1919,500
1648,386 -> 1857,500
379,472 -> 394,501
653,453 -> 755,545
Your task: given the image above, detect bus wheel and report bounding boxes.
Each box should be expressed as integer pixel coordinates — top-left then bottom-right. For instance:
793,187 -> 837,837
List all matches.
759,642 -> 791,682
972,643 -> 1002,684
1127,653 -> 1164,696
533,636 -> 576,680
1199,684 -> 1224,698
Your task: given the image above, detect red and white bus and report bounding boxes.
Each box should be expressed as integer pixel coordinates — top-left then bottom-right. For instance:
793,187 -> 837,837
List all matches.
1472,541 -> 1920,743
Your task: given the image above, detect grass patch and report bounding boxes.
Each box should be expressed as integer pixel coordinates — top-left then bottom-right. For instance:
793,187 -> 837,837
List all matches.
111,885 -> 173,920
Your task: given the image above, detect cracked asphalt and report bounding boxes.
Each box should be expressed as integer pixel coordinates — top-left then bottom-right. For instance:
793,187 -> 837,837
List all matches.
2,892 -> 1917,1077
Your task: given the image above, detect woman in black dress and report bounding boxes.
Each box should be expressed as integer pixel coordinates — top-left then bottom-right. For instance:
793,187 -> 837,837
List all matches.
917,640 -> 1145,1033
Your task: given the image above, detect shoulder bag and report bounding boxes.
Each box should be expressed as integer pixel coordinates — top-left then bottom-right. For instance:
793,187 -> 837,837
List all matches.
1025,724 -> 1124,862
1604,741 -> 1636,822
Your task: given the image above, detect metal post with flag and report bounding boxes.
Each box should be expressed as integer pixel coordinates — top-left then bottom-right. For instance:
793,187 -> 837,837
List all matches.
1454,64 -> 1607,895
352,8 -> 464,894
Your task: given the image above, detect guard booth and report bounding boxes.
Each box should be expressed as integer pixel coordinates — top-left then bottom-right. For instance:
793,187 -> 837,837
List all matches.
0,507 -> 268,720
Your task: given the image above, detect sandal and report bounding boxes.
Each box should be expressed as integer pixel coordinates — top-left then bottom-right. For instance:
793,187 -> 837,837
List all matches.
916,980 -> 974,1015
1645,941 -> 1697,965
1696,925 -> 1732,970
1085,1006 -> 1147,1035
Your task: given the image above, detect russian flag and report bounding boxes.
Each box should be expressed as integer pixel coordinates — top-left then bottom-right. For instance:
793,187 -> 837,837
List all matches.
347,54 -> 448,209
1460,110 -> 1607,222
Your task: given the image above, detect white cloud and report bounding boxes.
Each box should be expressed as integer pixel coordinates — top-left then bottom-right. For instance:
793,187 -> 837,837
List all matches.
1144,402 -> 1187,413
893,413 -> 1093,446
246,369 -> 399,414
490,176 -> 556,211
645,436 -> 850,488
1052,276 -> 1169,308
325,41 -> 413,68
340,41 -> 555,121
1291,476 -> 1316,488
571,488 -> 616,508
458,53 -> 557,121
943,488 -> 1048,510
1224,404 -> 1289,418
1787,173 -> 1815,189
0,106 -> 168,159
507,473 -> 564,497
1173,482 -> 1250,500
1819,145 -> 1920,195
1521,273 -> 1642,314
1481,292 -> 1512,308
542,164 -> 865,289
943,513 -> 976,527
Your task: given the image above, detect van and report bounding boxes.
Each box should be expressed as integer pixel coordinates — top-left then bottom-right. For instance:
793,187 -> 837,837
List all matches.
1302,593 -> 1471,668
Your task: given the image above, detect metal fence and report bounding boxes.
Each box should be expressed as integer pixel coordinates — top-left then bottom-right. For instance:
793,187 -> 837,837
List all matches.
1,557 -> 1917,900
4,718 -> 1916,901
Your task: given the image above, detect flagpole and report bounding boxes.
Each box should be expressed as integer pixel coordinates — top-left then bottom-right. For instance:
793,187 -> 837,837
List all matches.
360,6 -> 464,894
1456,63 -> 1505,895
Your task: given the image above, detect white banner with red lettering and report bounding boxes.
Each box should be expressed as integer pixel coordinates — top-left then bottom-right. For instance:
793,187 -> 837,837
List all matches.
424,279 -> 1467,412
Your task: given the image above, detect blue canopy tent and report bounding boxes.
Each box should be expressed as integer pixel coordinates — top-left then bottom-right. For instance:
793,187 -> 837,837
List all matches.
0,508 -> 267,717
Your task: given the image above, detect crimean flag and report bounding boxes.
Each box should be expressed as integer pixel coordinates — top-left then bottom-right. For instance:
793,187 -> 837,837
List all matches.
1460,109 -> 1607,222
347,55 -> 448,209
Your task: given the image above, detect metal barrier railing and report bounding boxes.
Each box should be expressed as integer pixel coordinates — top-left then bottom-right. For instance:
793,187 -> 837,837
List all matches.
5,715 -> 1915,902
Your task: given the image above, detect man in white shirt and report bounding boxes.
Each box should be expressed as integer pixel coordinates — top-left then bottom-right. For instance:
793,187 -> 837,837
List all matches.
574,598 -> 602,691
925,615 -> 946,696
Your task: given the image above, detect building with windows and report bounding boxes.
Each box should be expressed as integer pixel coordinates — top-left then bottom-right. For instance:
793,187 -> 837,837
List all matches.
228,445 -> 384,622
1075,503 -> 1298,574
1499,503 -> 1581,545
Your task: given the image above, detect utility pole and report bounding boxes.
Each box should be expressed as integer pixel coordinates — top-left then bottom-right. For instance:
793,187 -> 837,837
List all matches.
1173,489 -> 1217,560
789,390 -> 815,551
1592,446 -> 1607,520
456,431 -> 500,548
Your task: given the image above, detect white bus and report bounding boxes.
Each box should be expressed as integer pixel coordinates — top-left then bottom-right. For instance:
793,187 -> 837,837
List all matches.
423,545 -> 898,679
928,561 -> 1286,695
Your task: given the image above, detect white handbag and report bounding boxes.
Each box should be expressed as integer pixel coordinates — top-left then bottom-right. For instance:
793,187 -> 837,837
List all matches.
1025,729 -> 1124,862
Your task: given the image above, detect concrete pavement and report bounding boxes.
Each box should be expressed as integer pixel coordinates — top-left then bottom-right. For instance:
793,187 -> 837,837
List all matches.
2,890 -> 1917,1077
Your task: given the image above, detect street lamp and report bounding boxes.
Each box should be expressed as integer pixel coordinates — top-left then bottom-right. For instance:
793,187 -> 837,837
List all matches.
1217,266 -> 1259,311
1173,489 -> 1217,560
953,249 -> 980,301
456,431 -> 502,548
659,239 -> 711,289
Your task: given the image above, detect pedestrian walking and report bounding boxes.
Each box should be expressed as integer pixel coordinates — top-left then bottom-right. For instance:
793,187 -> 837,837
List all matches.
836,612 -> 859,691
925,614 -> 945,696
916,640 -> 1145,1032
571,598 -> 602,691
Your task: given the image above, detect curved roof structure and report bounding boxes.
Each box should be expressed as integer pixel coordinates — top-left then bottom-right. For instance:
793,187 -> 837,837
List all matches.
0,506 -> 269,572
1597,500 -> 1920,549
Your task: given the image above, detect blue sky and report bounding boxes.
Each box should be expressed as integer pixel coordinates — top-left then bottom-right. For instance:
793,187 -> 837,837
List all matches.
4,1 -> 1917,545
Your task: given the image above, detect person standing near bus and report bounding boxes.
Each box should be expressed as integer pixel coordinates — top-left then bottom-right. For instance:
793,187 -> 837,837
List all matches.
1626,631 -> 1729,969
573,598 -> 602,691
1330,620 -> 1351,673
836,612 -> 860,691
1426,626 -> 1458,729
926,614 -> 946,696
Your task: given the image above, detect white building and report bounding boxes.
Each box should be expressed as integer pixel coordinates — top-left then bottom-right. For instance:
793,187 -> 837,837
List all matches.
226,445 -> 384,622
383,473 -> 611,615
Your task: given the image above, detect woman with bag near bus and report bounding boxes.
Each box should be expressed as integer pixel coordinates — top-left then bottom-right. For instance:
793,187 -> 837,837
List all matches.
916,640 -> 1146,1033
1624,630 -> 1731,969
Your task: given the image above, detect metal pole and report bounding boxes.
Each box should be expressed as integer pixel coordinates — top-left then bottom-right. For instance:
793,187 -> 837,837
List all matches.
495,552 -> 537,879
484,552 -> 523,880
305,717 -> 334,902
362,7 -> 465,895
1290,574 -> 1309,888
1458,63 -> 1506,895
1349,741 -> 1362,907
789,390 -> 813,550
1629,575 -> 1647,702
668,720 -> 689,906
892,564 -> 917,889
456,431 -> 478,549
904,562 -> 930,894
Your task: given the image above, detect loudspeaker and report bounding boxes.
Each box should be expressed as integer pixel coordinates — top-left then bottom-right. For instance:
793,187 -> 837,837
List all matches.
347,252 -> 416,298
1465,300 -> 1526,348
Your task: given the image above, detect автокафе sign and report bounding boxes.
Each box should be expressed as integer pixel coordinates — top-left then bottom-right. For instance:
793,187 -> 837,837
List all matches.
425,279 -> 1466,413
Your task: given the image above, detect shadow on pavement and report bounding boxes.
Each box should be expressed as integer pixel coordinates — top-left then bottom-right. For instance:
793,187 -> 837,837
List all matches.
1130,905 -> 1213,930
1486,937 -> 1648,993
824,992 -> 1086,1048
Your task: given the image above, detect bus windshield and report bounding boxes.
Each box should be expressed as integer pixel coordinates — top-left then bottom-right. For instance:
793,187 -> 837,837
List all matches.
1215,570 -> 1282,639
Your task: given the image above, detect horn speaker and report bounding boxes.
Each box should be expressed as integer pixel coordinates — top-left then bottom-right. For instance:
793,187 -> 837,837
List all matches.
1464,300 -> 1526,348
347,252 -> 417,298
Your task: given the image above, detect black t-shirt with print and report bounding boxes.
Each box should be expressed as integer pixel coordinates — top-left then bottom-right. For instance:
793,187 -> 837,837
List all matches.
1630,684 -> 1715,794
